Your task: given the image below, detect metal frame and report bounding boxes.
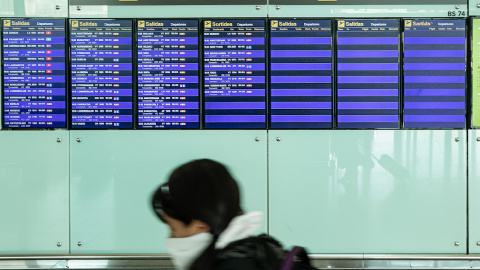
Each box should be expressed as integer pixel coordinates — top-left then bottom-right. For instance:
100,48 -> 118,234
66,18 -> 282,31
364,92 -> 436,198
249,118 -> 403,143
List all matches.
4,253 -> 480,259
4,255 -> 480,269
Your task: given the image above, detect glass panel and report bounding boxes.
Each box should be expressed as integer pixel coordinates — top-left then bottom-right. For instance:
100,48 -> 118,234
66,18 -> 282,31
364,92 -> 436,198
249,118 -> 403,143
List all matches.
70,130 -> 267,253
269,130 -> 466,253
0,131 -> 69,254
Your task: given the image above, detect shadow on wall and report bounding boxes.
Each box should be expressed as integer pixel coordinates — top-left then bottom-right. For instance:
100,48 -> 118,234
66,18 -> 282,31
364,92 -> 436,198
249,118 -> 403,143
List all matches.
330,131 -> 409,190
329,130 -> 464,189
327,130 -> 466,201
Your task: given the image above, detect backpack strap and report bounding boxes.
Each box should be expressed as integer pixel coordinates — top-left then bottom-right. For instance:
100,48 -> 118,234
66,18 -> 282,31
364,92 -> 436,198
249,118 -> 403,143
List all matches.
216,235 -> 284,270
280,246 -> 311,270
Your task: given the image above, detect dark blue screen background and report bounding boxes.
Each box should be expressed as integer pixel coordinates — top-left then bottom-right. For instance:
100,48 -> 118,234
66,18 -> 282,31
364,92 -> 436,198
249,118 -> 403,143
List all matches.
270,19 -> 333,129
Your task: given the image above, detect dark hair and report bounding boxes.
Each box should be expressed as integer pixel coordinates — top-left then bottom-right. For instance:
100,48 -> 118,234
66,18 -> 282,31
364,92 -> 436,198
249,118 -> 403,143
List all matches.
151,159 -> 243,270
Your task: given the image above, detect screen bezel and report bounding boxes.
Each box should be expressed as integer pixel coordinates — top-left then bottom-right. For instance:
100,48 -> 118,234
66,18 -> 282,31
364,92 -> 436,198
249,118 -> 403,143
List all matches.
1,17 -> 68,130
135,18 -> 201,130
68,18 -> 135,130
334,18 -> 402,130
401,17 -> 468,130
268,18 -> 335,130
201,18 -> 268,130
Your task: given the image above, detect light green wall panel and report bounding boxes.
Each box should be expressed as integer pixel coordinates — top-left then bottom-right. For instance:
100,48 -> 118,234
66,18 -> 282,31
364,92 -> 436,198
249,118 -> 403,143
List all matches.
469,130 -> 480,253
70,130 -> 267,254
0,0 -> 68,17
0,131 -> 69,254
471,1 -> 480,16
268,4 -> 467,18
269,130 -> 466,254
69,5 -> 267,18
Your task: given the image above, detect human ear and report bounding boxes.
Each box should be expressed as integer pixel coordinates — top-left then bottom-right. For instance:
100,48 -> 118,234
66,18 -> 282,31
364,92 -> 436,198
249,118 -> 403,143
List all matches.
191,220 -> 211,234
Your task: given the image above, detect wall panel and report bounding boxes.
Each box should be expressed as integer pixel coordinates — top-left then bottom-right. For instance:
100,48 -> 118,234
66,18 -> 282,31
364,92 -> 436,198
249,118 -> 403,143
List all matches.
69,4 -> 266,18
0,0 -> 476,256
471,1 -> 480,16
469,130 -> 480,253
268,4 -> 467,18
69,130 -> 267,254
0,0 -> 68,17
0,131 -> 69,254
269,130 -> 467,254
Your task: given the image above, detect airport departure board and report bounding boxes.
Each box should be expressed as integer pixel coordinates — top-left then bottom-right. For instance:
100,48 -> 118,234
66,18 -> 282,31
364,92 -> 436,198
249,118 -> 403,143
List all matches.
473,19 -> 480,127
137,20 -> 199,129
270,19 -> 332,129
2,19 -> 66,128
203,20 -> 266,129
337,19 -> 400,129
404,19 -> 466,128
70,19 -> 133,129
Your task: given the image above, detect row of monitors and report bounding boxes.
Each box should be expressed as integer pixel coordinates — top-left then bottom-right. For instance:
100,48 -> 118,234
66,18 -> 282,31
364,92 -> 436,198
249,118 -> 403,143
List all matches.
1,18 -> 472,129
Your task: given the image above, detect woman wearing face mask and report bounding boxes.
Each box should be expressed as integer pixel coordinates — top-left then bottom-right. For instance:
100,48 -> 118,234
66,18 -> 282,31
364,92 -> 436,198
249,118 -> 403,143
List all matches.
151,159 -> 284,270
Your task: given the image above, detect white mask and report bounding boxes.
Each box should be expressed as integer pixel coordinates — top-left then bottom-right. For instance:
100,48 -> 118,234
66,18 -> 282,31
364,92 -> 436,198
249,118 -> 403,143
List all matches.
166,232 -> 213,270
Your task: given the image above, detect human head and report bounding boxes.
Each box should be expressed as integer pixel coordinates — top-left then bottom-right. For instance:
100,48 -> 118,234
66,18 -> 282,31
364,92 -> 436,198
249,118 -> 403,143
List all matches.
151,159 -> 243,238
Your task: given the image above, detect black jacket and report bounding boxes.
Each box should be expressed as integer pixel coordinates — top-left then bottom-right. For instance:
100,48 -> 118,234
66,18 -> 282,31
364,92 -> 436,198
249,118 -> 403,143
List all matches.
212,235 -> 285,270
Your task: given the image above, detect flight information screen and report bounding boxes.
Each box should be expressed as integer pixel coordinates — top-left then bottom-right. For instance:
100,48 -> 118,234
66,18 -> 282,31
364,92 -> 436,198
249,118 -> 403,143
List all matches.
404,19 -> 466,128
2,19 -> 66,128
203,20 -> 266,129
270,19 -> 332,129
137,20 -> 199,129
337,19 -> 400,129
70,19 -> 133,129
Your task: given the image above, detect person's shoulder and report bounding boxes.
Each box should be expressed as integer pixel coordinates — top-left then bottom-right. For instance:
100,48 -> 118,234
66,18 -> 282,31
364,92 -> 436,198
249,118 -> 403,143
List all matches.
212,234 -> 284,270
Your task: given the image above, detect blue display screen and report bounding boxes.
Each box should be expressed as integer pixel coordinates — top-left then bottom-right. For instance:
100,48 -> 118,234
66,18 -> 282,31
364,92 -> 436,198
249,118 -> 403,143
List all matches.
137,20 -> 199,129
270,20 -> 332,129
403,19 -> 466,128
70,20 -> 133,129
336,19 -> 400,129
2,19 -> 66,128
203,20 -> 266,129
